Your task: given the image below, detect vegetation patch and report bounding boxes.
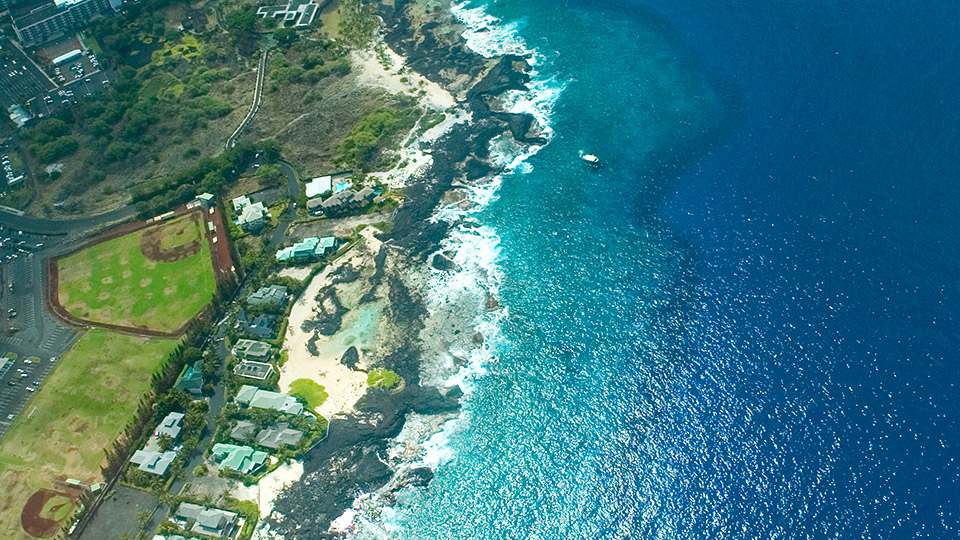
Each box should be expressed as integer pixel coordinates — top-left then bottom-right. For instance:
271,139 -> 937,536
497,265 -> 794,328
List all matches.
57,215 -> 216,333
0,330 -> 178,540
288,378 -> 328,411
366,368 -> 401,390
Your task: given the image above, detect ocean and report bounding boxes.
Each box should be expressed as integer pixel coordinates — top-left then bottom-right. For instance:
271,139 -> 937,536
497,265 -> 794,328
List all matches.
351,0 -> 960,538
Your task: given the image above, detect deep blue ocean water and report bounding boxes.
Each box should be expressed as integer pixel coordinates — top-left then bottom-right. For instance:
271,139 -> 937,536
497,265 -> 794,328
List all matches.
377,1 -> 960,538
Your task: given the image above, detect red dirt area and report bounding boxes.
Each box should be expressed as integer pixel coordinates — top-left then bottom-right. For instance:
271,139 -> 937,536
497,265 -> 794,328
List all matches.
139,226 -> 202,262
20,489 -> 74,538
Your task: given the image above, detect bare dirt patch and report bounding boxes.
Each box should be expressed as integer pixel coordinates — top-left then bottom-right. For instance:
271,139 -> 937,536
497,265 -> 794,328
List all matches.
20,490 -> 75,538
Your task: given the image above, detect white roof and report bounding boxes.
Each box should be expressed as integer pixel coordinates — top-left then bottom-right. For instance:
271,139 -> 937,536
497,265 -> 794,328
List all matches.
232,195 -> 252,211
305,176 -> 332,199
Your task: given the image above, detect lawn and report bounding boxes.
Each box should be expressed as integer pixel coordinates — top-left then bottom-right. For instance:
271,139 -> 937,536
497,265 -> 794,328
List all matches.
0,330 -> 179,540
58,215 -> 216,334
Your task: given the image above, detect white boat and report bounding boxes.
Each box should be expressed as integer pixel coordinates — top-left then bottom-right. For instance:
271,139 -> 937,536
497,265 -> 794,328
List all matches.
581,153 -> 601,166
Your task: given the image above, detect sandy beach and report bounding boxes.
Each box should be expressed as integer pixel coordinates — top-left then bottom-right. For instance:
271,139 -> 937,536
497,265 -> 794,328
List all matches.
278,228 -> 386,420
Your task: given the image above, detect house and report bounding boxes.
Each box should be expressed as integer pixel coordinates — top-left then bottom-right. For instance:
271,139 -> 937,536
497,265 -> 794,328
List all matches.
237,310 -> 277,339
256,422 -> 304,450
231,195 -> 252,212
232,339 -> 271,361
235,385 -> 304,415
318,189 -> 358,215
173,503 -> 240,538
154,411 -> 185,441
233,360 -> 275,381
275,237 -> 336,263
177,361 -> 204,397
247,285 -> 289,308
130,450 -> 177,476
356,186 -> 378,204
256,0 -> 319,28
238,202 -> 267,233
211,443 -> 268,474
306,197 -> 324,216
304,175 -> 332,199
230,420 -> 256,442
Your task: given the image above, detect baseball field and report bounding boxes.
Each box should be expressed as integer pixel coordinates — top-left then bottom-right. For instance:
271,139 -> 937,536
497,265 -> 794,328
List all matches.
0,330 -> 179,539
57,214 -> 216,334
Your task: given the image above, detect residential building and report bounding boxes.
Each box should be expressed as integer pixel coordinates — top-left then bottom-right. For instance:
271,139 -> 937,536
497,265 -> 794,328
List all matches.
275,236 -> 336,263
235,384 -> 305,415
256,422 -> 304,450
304,175 -> 332,199
12,0 -> 119,48
233,360 -> 275,381
232,339 -> 272,361
306,197 -> 324,216
247,285 -> 289,308
318,186 -> 378,216
173,502 -> 240,538
130,449 -> 177,476
238,201 -> 267,233
256,0 -> 319,28
154,411 -> 185,440
211,443 -> 268,474
230,420 -> 256,442
232,195 -> 252,212
237,311 -> 277,340
177,361 -> 204,397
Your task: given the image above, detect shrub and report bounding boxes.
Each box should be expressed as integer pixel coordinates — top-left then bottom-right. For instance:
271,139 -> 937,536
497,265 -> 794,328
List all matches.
366,368 -> 400,390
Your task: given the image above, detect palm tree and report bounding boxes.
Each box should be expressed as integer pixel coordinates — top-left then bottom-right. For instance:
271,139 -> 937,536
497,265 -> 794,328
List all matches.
158,434 -> 174,451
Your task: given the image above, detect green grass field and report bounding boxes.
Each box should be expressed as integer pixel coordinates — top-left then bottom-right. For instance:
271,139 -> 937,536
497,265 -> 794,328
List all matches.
58,215 -> 216,334
0,330 -> 179,540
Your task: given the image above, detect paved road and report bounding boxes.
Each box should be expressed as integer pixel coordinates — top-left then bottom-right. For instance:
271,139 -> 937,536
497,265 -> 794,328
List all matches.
0,204 -> 135,236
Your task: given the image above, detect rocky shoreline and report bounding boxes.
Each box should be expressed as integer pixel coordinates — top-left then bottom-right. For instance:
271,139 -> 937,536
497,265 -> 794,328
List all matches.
263,1 -> 543,537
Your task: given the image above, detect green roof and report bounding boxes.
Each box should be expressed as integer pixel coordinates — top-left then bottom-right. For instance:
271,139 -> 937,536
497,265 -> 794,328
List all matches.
211,444 -> 268,474
235,384 -> 259,404
275,237 -> 337,262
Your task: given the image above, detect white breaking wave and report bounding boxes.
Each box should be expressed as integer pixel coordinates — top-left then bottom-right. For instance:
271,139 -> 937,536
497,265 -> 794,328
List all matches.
341,2 -> 565,536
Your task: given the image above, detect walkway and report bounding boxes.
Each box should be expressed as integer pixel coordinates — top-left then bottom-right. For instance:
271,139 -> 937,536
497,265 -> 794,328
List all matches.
226,49 -> 270,149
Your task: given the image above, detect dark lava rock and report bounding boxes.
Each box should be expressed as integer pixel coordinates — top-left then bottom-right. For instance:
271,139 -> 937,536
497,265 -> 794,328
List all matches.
395,466 -> 434,489
340,346 -> 359,369
431,252 -> 459,272
359,245 -> 389,304
464,155 -> 494,180
330,263 -> 360,284
472,332 -> 484,346
446,385 -> 464,400
466,54 -> 532,100
485,293 -> 501,311
388,275 -> 426,325
300,286 -> 347,335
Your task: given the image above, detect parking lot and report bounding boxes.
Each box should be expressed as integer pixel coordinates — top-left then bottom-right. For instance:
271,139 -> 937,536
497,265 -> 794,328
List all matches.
0,225 -> 79,439
31,69 -> 110,116
0,38 -> 55,109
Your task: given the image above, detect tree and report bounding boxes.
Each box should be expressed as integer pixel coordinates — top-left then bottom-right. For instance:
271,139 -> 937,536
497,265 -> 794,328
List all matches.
225,9 -> 256,33
157,433 -> 174,451
274,27 -> 298,47
136,509 -> 152,527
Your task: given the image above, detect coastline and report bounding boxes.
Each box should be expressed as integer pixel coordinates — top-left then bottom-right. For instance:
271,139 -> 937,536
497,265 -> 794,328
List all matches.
254,1 -> 551,537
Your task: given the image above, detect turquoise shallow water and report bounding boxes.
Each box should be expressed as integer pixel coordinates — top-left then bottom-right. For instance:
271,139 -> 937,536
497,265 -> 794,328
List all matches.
363,0 -> 960,538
